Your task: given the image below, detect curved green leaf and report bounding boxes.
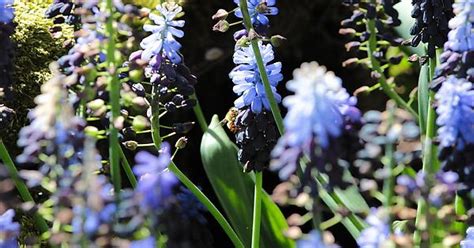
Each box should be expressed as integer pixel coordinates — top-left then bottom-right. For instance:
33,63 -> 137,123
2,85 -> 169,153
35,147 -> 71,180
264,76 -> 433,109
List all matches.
200,115 -> 294,248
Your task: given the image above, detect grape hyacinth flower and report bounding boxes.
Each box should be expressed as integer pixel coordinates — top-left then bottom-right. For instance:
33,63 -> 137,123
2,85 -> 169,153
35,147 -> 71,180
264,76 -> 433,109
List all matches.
445,0 -> 474,53
229,41 -> 282,172
354,104 -> 422,185
461,227 -> 474,248
433,0 -> 474,87
158,187 -> 213,247
17,64 -> 86,167
140,2 -> 185,64
432,0 -> 474,199
229,41 -> 282,114
45,0 -> 79,25
271,62 -> 360,186
435,75 -> 474,195
396,171 -> 459,207
150,59 -> 198,112
175,187 -> 208,225
71,174 -> 117,237
0,0 -> 14,24
341,0 -> 404,70
0,209 -> 20,248
357,208 -> 390,248
133,142 -> 178,209
234,0 -> 278,31
435,76 -> 474,150
410,0 -> 454,57
57,25 -> 103,76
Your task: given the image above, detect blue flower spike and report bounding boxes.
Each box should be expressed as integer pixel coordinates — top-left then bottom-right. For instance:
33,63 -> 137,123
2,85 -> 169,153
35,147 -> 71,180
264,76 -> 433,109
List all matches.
141,2 -> 185,64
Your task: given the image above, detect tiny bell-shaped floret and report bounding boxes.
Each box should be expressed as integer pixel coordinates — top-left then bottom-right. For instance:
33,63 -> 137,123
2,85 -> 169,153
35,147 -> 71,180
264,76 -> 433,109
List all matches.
212,9 -> 229,21
213,20 -> 230,33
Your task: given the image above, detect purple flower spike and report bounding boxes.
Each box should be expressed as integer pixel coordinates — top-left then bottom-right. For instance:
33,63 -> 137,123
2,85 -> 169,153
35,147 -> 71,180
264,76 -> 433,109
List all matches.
133,142 -> 178,209
0,209 -> 20,248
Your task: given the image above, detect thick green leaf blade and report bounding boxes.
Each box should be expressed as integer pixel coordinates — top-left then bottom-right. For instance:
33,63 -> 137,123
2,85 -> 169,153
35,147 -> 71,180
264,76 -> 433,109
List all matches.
200,115 -> 294,248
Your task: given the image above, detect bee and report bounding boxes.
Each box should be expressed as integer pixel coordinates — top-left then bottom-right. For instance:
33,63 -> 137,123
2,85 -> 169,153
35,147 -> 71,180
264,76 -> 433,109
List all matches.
222,107 -> 240,133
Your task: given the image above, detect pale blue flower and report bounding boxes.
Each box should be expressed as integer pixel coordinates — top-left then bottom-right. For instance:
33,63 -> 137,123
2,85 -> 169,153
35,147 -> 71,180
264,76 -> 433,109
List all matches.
282,62 -> 356,149
234,0 -> 278,27
0,209 -> 20,248
435,76 -> 474,150
229,41 -> 282,113
445,0 -> 474,53
0,0 -> 14,24
271,62 -> 359,179
133,142 -> 178,209
357,208 -> 390,248
71,175 -> 116,236
140,3 -> 185,64
297,230 -> 327,248
461,227 -> 474,248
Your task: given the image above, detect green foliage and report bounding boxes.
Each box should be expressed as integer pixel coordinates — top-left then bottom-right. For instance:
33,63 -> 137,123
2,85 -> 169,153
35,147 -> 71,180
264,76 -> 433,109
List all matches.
201,116 -> 294,248
3,1 -> 73,150
12,1 -> 73,99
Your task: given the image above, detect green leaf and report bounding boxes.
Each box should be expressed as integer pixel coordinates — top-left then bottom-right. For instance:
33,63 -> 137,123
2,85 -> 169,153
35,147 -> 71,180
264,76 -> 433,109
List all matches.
334,186 -> 370,214
200,115 -> 294,248
417,64 -> 430,135
316,174 -> 368,239
393,220 -> 409,233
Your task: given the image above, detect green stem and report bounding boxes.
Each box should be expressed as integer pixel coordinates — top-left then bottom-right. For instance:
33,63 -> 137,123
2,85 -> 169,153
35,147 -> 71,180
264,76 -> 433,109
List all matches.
382,143 -> 395,210
366,13 -> 418,120
414,93 -> 437,247
0,140 -> 49,234
251,172 -> 262,248
238,0 -> 284,133
105,0 -> 121,194
316,173 -> 366,239
168,162 -> 244,248
417,64 -> 430,135
382,103 -> 395,214
414,54 -> 439,246
150,0 -> 165,148
191,93 -> 208,132
151,84 -> 162,148
312,186 -> 322,232
118,146 -> 137,188
321,214 -> 343,230
454,194 -> 466,234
